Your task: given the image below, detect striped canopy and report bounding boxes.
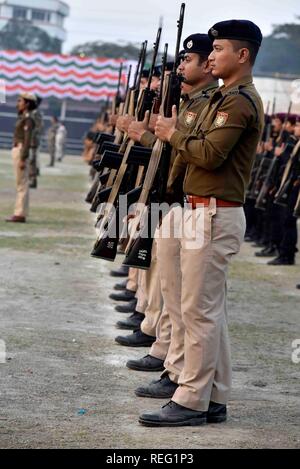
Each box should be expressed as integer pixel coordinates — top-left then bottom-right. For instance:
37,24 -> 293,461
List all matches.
0,50 -> 130,101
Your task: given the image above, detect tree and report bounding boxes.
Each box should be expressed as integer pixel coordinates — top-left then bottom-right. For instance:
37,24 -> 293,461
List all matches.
0,19 -> 62,53
70,41 -> 141,60
254,19 -> 300,75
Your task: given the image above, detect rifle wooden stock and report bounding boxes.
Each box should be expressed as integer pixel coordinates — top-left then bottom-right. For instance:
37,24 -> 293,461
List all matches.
274,140 -> 300,206
293,190 -> 300,217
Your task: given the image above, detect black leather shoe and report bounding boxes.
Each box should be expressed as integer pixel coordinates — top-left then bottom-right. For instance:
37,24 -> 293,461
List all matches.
113,280 -> 127,291
110,265 -> 129,277
207,401 -> 227,423
139,400 -> 207,427
126,354 -> 165,371
115,329 -> 155,347
109,289 -> 136,302
135,374 -> 178,398
115,299 -> 137,313
296,283 -> 300,289
255,245 -> 278,257
267,256 -> 295,265
116,311 -> 144,330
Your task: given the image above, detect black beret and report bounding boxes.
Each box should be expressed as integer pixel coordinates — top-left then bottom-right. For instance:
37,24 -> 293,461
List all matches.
183,33 -> 213,55
165,61 -> 174,71
141,69 -> 150,79
208,20 -> 262,46
287,114 -> 297,126
153,65 -> 161,77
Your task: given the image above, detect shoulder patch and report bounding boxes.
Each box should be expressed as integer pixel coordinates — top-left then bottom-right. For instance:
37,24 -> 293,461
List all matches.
184,111 -> 197,127
214,111 -> 229,127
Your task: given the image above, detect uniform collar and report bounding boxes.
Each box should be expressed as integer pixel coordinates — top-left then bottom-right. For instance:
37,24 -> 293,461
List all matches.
183,80 -> 219,101
218,75 -> 253,96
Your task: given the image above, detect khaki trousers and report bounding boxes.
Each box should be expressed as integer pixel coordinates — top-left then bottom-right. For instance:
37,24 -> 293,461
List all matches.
157,199 -> 246,411
126,268 -> 138,292
135,269 -> 148,314
140,240 -> 163,338
149,304 -> 171,361
12,145 -> 29,217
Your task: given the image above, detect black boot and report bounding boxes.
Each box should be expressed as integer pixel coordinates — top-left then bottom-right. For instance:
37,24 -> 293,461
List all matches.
139,400 -> 207,427
109,265 -> 129,277
116,311 -> 144,330
135,374 -> 178,398
267,256 -> 295,265
115,299 -> 137,313
255,245 -> 278,257
115,329 -> 155,347
113,280 -> 127,291
126,354 -> 165,371
109,289 -> 136,302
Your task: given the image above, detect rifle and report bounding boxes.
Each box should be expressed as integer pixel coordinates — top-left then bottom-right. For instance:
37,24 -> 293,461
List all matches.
91,30 -> 164,260
274,139 -> 300,207
152,43 -> 168,114
123,3 -> 186,269
111,62 -> 123,116
255,102 -> 293,210
91,38 -> 161,260
293,189 -> 300,217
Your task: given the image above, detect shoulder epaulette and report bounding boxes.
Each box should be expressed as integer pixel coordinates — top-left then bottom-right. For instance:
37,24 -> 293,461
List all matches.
238,86 -> 259,123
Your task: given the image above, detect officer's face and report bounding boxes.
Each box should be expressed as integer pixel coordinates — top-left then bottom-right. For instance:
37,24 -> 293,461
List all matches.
209,39 -> 243,79
178,53 -> 210,86
294,122 -> 300,138
150,76 -> 160,92
17,97 -> 26,112
140,77 -> 148,90
272,118 -> 282,132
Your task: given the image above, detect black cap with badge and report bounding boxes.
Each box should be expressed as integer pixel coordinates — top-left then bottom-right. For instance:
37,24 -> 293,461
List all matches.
183,33 -> 213,55
208,20 -> 262,46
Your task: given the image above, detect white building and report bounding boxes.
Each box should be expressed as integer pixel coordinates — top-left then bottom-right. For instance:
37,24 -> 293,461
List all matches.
0,0 -> 70,42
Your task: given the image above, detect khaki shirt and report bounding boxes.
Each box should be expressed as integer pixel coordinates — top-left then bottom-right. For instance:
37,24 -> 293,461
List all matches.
13,111 -> 35,161
140,80 -> 219,159
168,75 -> 264,203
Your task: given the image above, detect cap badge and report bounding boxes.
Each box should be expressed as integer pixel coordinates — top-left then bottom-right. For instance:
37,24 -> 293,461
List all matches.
187,40 -> 193,49
210,28 -> 218,37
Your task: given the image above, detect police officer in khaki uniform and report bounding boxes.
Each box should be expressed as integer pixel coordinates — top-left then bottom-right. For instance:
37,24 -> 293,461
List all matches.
6,93 -> 36,223
138,20 -> 264,427
122,34 -> 219,369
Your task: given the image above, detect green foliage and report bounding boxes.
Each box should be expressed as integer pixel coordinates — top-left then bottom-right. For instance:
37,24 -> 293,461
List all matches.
70,41 -> 141,60
255,21 -> 300,75
0,19 -> 62,53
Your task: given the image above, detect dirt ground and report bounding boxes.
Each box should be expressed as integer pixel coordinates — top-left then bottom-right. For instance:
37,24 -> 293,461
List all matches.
0,150 -> 300,449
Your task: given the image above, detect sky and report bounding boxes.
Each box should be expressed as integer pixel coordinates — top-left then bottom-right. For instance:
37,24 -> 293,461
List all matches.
63,0 -> 300,53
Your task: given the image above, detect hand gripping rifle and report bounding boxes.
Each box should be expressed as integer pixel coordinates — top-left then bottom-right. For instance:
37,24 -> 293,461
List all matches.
91,38 -> 161,260
122,4 -> 186,270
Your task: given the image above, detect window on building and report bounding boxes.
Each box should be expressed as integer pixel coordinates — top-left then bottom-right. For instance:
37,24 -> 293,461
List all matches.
13,7 -> 27,20
32,9 -> 51,23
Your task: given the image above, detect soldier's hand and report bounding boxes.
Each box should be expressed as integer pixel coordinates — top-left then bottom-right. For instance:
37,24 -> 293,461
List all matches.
109,114 -> 118,126
116,114 -> 135,132
264,141 -> 273,152
154,105 -> 177,142
19,160 -> 26,170
148,113 -> 159,132
274,144 -> 284,157
128,111 -> 149,142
